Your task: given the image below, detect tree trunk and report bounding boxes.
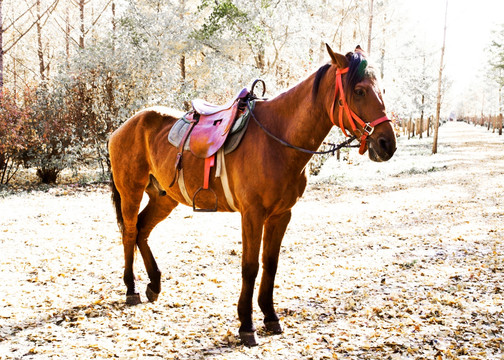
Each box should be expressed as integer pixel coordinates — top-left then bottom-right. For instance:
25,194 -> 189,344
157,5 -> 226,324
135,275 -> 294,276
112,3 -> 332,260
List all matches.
367,0 -> 374,55
499,86 -> 502,135
432,0 -> 448,155
380,12 -> 386,79
419,94 -> 424,139
0,0 -> 3,91
339,0 -> 344,51
112,2 -> 116,54
79,0 -> 85,49
180,54 -> 186,81
499,113 -> 503,136
37,0 -> 46,81
65,2 -> 70,65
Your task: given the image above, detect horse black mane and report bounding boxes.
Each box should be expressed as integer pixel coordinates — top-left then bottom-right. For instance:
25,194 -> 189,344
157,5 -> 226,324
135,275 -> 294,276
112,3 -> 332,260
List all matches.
312,51 -> 372,101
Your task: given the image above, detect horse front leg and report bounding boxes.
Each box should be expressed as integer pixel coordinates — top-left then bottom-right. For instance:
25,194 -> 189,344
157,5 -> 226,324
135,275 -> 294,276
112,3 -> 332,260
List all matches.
258,211 -> 291,334
238,208 -> 265,347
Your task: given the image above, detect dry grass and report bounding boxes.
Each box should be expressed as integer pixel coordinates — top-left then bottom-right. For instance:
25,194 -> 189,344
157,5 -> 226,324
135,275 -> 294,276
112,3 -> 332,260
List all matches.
1,122 -> 503,359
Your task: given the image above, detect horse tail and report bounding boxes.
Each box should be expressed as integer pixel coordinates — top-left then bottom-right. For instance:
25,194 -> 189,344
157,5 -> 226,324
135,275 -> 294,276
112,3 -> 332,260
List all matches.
110,171 -> 124,233
108,140 -> 124,233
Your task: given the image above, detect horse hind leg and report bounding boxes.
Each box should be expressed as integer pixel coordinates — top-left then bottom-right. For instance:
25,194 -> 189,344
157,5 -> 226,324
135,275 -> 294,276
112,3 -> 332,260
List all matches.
111,175 -> 146,305
136,177 -> 178,302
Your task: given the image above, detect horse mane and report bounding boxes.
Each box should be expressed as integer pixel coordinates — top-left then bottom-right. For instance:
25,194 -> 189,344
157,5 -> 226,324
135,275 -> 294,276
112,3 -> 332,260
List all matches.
312,64 -> 331,100
312,51 -> 375,101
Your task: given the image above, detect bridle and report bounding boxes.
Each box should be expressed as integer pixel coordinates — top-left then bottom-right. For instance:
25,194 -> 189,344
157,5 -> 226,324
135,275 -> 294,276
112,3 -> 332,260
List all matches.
329,67 -> 390,155
246,67 -> 391,156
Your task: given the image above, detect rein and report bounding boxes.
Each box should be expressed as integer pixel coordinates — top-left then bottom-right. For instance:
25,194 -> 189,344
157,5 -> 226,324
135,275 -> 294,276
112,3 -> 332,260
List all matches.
246,100 -> 358,156
246,65 -> 390,156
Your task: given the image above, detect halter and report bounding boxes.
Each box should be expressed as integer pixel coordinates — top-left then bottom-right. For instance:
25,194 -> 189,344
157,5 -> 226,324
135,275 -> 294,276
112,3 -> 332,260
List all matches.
329,67 -> 390,155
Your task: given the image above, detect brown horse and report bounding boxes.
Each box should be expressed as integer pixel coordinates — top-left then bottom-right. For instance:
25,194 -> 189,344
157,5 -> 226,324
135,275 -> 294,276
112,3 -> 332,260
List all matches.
108,45 -> 396,346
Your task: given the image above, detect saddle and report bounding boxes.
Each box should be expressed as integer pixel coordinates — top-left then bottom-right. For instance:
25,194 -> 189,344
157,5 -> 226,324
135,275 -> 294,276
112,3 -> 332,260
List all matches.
190,88 -> 249,159
169,88 -> 251,212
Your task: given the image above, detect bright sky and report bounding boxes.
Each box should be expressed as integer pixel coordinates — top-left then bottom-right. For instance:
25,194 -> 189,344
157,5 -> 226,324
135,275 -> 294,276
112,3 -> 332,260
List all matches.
400,0 -> 503,113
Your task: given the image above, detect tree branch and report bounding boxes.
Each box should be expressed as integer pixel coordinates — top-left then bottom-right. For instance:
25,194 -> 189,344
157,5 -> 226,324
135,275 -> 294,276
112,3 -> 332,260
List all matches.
3,0 -> 59,55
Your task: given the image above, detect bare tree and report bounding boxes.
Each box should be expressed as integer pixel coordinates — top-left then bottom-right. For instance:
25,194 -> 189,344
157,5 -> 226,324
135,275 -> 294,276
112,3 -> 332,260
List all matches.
1,0 -> 4,90
367,0 -> 374,55
432,0 -> 448,154
78,0 -> 85,48
37,0 -> 46,81
1,0 -> 59,89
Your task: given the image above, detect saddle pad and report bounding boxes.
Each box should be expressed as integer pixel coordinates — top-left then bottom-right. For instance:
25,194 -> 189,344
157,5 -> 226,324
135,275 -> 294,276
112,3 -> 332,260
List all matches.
168,101 -> 254,155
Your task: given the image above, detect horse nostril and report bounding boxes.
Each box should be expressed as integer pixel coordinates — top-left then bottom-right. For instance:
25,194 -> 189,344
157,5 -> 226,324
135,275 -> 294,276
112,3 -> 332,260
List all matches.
378,137 -> 396,156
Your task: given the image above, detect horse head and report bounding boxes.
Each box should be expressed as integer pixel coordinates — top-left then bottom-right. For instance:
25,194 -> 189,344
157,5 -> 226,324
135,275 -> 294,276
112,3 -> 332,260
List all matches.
326,44 -> 396,162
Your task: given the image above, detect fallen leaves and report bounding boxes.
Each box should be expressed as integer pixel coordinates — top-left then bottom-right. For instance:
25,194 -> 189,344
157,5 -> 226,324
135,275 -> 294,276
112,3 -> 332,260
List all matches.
1,123 -> 504,358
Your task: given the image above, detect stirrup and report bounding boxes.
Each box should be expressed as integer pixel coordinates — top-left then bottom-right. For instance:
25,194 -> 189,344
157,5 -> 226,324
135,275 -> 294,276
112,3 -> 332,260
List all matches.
192,186 -> 218,212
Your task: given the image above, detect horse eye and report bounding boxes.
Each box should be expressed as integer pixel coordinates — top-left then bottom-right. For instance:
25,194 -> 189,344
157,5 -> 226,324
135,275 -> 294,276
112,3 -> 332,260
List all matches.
355,89 -> 365,97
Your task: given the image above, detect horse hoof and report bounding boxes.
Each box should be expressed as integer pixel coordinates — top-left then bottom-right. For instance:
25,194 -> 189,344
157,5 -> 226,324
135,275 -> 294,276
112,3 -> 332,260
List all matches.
265,320 -> 283,334
239,331 -> 259,347
126,293 -> 141,305
146,285 -> 159,302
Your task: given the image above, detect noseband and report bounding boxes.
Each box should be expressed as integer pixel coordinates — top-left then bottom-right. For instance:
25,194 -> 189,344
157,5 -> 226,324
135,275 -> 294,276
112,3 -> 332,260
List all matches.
329,67 -> 390,155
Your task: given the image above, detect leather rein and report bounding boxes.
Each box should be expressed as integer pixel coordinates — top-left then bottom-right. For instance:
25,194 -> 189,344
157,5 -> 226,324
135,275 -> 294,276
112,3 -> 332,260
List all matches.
247,66 -> 390,156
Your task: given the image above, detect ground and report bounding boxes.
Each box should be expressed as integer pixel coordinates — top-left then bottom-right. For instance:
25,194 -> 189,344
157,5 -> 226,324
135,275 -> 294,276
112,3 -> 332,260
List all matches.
0,122 -> 503,359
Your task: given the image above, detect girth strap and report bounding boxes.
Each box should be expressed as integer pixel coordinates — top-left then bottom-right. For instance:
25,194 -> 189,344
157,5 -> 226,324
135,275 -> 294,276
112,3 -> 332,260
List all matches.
175,149 -> 238,212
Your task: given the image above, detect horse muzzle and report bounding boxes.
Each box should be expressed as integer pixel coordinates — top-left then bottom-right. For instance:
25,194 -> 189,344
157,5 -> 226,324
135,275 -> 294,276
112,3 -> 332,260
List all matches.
367,134 -> 396,162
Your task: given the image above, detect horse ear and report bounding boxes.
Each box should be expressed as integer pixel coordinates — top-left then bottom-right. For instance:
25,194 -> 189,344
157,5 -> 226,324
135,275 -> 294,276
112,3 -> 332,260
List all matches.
355,45 -> 366,55
326,43 -> 348,68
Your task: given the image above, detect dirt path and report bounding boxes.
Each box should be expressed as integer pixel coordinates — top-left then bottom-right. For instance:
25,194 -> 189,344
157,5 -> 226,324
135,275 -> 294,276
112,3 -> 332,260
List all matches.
0,122 -> 503,359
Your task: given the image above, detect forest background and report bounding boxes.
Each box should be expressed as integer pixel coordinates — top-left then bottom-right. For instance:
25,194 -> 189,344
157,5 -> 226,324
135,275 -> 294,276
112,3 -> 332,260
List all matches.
0,0 -> 503,185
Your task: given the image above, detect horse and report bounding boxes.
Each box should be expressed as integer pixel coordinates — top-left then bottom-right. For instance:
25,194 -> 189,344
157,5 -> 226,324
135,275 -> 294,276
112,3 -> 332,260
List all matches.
108,44 -> 396,346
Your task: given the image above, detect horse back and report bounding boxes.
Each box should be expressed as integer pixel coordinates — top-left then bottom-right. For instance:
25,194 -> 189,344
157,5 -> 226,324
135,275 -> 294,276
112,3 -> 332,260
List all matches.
108,107 -> 182,184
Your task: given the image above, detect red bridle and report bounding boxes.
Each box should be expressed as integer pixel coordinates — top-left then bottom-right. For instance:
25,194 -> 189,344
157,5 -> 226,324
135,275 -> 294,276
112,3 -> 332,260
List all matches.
329,67 -> 390,155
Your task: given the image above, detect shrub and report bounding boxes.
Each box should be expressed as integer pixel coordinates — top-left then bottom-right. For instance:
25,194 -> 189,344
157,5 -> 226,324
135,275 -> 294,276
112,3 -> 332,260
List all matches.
0,88 -> 35,185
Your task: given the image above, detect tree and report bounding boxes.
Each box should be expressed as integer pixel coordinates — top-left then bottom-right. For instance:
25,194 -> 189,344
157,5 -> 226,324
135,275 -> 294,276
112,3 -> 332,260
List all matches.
1,0 -> 4,90
0,87 -> 37,184
367,0 -> 374,55
1,0 -> 60,90
489,23 -> 504,132
432,0 -> 448,155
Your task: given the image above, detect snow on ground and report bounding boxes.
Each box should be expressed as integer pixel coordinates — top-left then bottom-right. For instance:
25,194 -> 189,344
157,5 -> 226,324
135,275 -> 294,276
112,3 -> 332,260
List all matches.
0,122 -> 503,359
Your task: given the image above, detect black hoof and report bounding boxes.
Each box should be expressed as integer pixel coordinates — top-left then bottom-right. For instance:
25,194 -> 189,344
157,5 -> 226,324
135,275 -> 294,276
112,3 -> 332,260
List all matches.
239,331 -> 259,347
265,320 -> 283,334
126,293 -> 142,305
146,285 -> 159,302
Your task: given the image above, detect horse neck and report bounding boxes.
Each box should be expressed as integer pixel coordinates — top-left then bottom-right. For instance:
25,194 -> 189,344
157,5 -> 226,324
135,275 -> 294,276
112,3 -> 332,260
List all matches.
259,69 -> 335,156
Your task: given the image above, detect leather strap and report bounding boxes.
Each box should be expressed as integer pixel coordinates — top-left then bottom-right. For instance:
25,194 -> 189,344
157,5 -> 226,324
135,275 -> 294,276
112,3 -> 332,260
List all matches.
169,114 -> 198,187
217,148 -> 238,211
203,155 -> 215,189
329,66 -> 391,155
177,168 -> 193,205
